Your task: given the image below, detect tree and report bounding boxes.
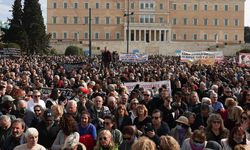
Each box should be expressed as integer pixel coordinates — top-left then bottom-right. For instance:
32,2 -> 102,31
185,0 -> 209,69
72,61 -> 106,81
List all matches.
3,0 -> 28,52
65,46 -> 83,56
245,26 -> 250,43
23,0 -> 50,54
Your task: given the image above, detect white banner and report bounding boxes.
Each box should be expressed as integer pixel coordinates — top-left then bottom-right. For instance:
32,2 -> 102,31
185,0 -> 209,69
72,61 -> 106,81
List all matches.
124,80 -> 171,94
179,50 -> 224,65
119,54 -> 148,62
239,53 -> 250,67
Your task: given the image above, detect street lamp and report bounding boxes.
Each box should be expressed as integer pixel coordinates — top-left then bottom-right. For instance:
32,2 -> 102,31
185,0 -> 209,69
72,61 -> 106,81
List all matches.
124,0 -> 134,54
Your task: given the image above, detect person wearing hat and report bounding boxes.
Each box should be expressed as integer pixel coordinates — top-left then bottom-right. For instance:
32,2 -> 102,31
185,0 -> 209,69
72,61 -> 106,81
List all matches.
170,116 -> 192,146
36,109 -> 61,149
77,87 -> 93,114
0,95 -> 16,121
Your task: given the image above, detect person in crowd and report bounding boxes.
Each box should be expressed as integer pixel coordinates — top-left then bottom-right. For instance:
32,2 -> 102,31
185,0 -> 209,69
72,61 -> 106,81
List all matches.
140,90 -> 156,115
131,136 -> 157,150
37,109 -> 61,149
51,104 -> 64,124
159,96 -> 176,129
62,133 -> 86,150
66,100 -> 81,122
3,118 -> 26,150
102,115 -> 123,146
0,95 -> 16,120
151,109 -> 170,137
219,86 -> 236,106
187,91 -> 201,114
52,113 -> 79,150
30,104 -> 44,127
223,98 -> 238,121
171,116 -> 192,146
119,126 -> 137,150
15,100 -> 36,127
115,104 -> 132,131
183,111 -> 196,131
128,98 -> 139,124
94,129 -> 118,150
78,111 -> 97,150
0,115 -> 12,150
171,91 -> 188,118
27,90 -> 46,112
107,96 -> 118,115
89,96 -> 111,130
221,125 -> 250,150
77,87 -> 93,114
120,93 -> 129,109
210,90 -> 225,113
206,113 -> 229,144
133,104 -> 151,132
159,135 -> 180,150
14,127 -> 46,150
192,104 -> 211,130
46,88 -> 60,109
225,106 -> 244,131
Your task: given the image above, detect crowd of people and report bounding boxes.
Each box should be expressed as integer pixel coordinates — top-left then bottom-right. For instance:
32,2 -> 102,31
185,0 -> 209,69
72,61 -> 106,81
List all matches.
0,54 -> 249,150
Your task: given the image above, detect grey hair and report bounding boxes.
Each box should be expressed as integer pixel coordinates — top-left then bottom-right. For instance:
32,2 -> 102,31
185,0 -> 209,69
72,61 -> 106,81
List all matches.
67,100 -> 77,108
24,127 -> 39,138
0,115 -> 11,123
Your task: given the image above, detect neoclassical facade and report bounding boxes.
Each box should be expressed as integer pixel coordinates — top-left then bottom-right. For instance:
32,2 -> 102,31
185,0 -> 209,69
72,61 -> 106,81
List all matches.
47,0 -> 245,53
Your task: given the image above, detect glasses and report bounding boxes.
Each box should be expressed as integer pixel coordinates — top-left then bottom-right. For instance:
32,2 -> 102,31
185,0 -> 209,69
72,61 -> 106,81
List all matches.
152,116 -> 160,120
104,122 -> 111,125
34,95 -> 41,98
99,137 -> 107,141
213,121 -> 221,124
34,109 -> 41,112
241,116 -> 248,120
143,94 -> 150,97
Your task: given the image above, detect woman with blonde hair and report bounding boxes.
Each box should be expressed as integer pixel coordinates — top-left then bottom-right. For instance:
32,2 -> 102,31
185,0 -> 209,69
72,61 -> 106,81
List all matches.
225,106 -> 244,130
51,104 -> 64,124
206,113 -> 229,144
160,135 -> 180,150
131,136 -> 157,150
133,104 -> 151,132
94,129 -> 118,150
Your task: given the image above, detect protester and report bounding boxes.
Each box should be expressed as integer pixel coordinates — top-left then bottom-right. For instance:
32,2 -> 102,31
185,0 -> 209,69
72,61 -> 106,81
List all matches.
94,129 -> 118,150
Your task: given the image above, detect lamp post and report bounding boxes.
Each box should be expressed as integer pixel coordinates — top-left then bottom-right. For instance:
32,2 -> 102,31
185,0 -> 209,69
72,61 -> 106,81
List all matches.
124,0 -> 133,54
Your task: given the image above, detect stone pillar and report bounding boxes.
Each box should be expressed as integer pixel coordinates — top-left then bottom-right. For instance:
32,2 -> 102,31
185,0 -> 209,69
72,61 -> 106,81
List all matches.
139,29 -> 141,41
149,30 -> 151,42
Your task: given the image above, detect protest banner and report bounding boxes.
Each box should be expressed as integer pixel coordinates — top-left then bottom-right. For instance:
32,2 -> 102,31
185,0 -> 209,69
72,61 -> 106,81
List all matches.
238,53 -> 250,67
0,48 -> 21,57
119,53 -> 148,62
179,50 -> 223,65
41,87 -> 73,99
124,80 -> 171,95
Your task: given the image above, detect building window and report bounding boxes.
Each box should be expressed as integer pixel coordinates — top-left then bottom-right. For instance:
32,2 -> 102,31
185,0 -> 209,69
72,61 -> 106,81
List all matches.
95,17 -> 99,24
172,4 -> 177,10
225,5 -> 228,11
105,33 -> 110,39
95,33 -> 99,39
116,17 -> 121,24
235,35 -> 238,41
53,2 -> 57,8
63,16 -> 67,24
235,19 -> 239,26
184,18 -> 188,25
73,32 -> 78,40
84,32 -> 88,39
214,34 -> 218,40
214,19 -> 219,26
193,34 -> 197,40
204,34 -> 208,40
193,18 -> 198,25
183,34 -> 187,40
52,16 -> 57,24
204,4 -> 208,11
117,3 -> 121,9
96,3 -> 99,9
224,19 -> 228,26
172,33 -> 176,40
74,3 -> 78,9
84,17 -> 88,24
106,3 -> 110,9
140,3 -> 144,9
84,3 -> 89,9
160,3 -> 163,10
52,32 -> 56,39
235,5 -> 239,11
172,18 -> 177,25
160,17 -> 164,23
204,18 -> 208,26
131,3 -> 134,9
150,3 -> 154,9
64,2 -> 67,9
116,32 -> 120,39
130,16 -> 135,23
63,32 -> 67,39
214,5 -> 218,11
193,4 -> 198,11
224,34 -> 228,40
73,17 -> 78,24
105,17 -> 110,24
184,4 -> 187,11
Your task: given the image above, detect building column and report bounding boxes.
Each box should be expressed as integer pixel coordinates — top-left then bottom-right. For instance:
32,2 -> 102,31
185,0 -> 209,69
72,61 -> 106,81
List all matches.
134,29 -> 136,41
154,30 -> 156,41
165,30 -> 168,41
144,29 -> 146,42
149,30 -> 151,42
158,30 -> 161,41
139,29 -> 141,41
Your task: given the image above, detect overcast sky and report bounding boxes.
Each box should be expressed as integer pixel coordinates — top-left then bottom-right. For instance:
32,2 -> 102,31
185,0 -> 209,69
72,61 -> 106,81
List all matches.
0,0 -> 249,26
